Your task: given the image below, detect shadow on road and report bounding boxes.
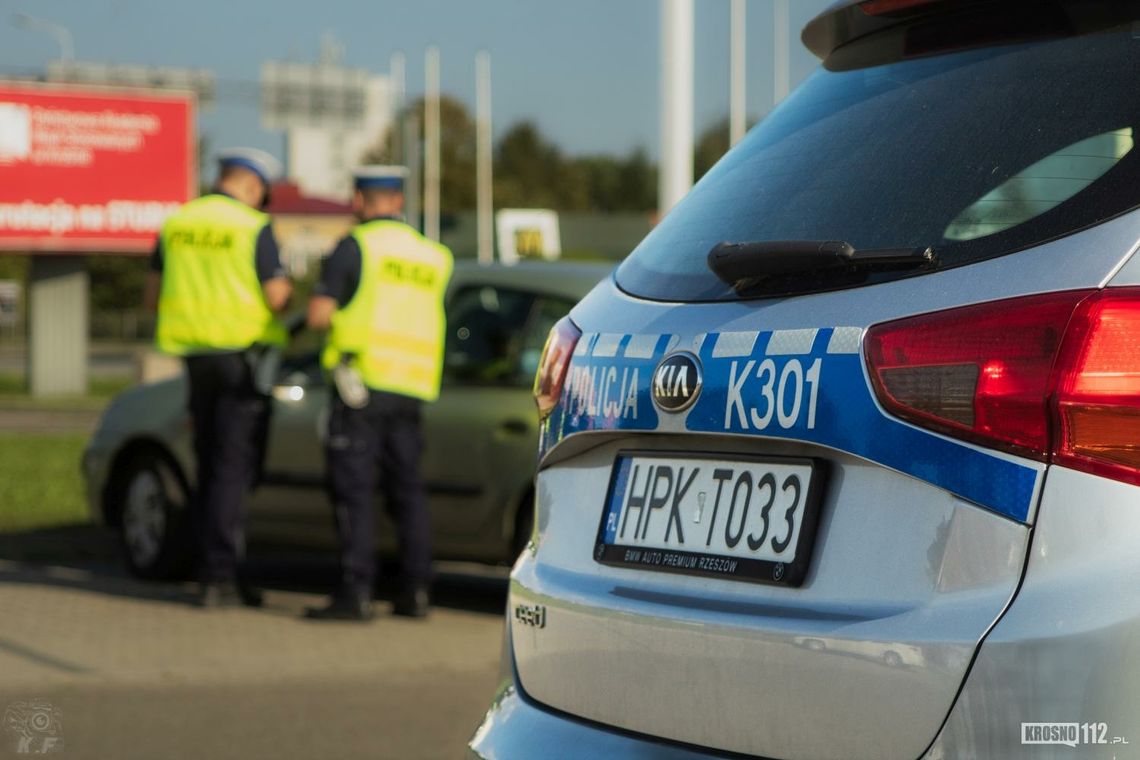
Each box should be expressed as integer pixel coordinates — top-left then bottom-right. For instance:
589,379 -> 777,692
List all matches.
0,523 -> 509,617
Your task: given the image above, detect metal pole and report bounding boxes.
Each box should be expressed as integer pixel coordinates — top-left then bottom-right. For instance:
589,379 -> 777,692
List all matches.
658,0 -> 694,216
730,0 -> 746,146
475,51 -> 493,266
404,112 -> 422,232
773,0 -> 790,105
390,51 -> 405,164
424,46 -> 441,242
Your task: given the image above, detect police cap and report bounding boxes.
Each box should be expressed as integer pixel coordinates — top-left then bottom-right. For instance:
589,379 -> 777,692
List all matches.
353,165 -> 408,192
218,147 -> 284,187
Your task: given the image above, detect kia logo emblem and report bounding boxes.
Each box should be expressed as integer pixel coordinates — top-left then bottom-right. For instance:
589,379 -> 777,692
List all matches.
652,352 -> 703,413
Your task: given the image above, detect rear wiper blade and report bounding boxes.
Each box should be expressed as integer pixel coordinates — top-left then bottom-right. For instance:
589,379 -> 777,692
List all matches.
707,240 -> 937,290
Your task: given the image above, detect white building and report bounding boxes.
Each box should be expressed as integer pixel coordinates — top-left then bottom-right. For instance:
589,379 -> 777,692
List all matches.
286,74 -> 393,202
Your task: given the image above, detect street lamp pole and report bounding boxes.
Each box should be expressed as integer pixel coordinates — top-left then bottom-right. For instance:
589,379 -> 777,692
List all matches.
659,0 -> 694,216
11,12 -> 75,65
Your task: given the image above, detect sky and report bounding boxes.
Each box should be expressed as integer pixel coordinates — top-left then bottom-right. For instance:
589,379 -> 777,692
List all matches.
0,0 -> 834,163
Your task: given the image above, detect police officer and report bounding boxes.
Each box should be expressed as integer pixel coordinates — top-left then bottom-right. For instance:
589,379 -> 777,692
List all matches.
145,148 -> 292,608
305,166 -> 453,621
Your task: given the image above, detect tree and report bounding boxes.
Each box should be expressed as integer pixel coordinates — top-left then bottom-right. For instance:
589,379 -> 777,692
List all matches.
364,97 -> 659,213
361,95 -> 476,214
572,149 -> 656,212
494,121 -> 584,209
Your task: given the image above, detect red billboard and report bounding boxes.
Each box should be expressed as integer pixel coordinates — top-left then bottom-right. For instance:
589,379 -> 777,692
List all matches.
0,81 -> 195,254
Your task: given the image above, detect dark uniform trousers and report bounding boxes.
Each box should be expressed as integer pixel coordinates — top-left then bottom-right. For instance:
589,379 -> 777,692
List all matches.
325,389 -> 431,593
185,352 -> 266,582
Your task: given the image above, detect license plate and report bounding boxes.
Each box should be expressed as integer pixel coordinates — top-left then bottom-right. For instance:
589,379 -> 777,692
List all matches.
594,452 -> 825,586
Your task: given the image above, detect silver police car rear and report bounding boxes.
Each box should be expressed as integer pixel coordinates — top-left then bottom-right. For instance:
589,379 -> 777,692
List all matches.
473,2 -> 1140,758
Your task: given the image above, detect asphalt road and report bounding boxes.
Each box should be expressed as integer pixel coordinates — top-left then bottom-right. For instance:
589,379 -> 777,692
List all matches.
0,528 -> 507,759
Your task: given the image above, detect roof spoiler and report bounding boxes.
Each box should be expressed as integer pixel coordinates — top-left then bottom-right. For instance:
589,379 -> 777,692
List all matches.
801,0 -> 967,59
803,0 -> 1121,64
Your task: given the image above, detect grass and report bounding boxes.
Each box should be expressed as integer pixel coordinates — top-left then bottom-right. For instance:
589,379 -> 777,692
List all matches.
0,432 -> 91,532
0,374 -> 133,412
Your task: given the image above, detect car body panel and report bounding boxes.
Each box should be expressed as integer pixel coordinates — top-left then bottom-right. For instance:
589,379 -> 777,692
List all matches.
468,682 -> 722,760
925,466 -> 1140,759
511,437 -> 1028,760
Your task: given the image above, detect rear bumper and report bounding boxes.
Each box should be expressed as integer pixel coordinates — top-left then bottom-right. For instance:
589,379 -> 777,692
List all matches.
467,680 -> 731,760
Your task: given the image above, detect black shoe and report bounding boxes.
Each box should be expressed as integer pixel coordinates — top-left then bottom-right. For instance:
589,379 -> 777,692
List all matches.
304,590 -> 374,621
392,585 -> 430,618
197,580 -> 262,609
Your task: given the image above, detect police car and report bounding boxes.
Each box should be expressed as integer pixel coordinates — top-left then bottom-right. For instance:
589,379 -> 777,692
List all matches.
470,2 -> 1140,757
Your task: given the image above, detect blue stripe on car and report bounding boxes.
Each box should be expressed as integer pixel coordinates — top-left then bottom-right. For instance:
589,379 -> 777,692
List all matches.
541,327 -> 1040,522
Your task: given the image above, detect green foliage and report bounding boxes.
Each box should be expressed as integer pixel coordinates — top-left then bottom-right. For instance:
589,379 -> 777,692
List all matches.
494,121 -> 580,209
0,432 -> 89,532
0,255 -> 28,284
366,100 -> 661,214
89,256 -> 150,311
574,148 -> 657,212
0,373 -> 131,404
362,95 -> 477,213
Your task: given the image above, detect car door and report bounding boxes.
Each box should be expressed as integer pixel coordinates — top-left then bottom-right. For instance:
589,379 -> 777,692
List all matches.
247,332 -> 334,547
420,282 -> 548,560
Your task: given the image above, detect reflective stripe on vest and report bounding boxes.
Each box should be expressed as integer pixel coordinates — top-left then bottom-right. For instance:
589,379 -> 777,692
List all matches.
321,220 -> 454,401
155,195 -> 286,355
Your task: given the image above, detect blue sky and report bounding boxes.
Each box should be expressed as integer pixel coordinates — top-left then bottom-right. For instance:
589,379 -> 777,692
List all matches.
0,0 -> 833,162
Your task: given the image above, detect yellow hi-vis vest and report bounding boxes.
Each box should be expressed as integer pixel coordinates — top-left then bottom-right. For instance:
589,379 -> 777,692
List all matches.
155,194 -> 286,356
321,220 -> 454,401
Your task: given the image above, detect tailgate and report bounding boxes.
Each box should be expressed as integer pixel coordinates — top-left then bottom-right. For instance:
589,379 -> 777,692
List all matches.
513,316 -> 1035,759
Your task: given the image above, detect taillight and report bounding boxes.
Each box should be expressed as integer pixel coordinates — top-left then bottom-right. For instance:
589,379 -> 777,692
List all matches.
534,316 -> 582,420
866,291 -> 1090,459
1053,289 -> 1140,485
867,287 -> 1140,485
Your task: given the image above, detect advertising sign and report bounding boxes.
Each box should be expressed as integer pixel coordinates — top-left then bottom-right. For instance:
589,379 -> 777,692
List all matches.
495,209 -> 561,265
0,81 -> 196,253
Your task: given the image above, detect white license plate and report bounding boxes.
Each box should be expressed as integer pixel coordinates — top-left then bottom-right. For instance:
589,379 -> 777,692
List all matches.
594,453 -> 825,586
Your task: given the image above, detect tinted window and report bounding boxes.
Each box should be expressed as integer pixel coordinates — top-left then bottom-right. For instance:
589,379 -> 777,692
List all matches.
444,285 -> 536,386
618,21 -> 1140,301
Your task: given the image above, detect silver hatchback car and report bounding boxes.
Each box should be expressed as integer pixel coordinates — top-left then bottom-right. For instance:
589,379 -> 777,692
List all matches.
471,2 -> 1140,758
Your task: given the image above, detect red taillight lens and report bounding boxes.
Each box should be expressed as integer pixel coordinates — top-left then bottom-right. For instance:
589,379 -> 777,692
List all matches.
868,287 -> 1140,484
534,316 -> 582,420
866,291 -> 1093,459
1053,290 -> 1140,485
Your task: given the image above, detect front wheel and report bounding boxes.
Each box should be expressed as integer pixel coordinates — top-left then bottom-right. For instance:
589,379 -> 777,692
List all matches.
115,449 -> 192,580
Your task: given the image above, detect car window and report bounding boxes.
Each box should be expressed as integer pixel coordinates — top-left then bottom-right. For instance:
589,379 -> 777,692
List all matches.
945,129 -> 1135,241
617,20 -> 1140,301
443,285 -> 536,387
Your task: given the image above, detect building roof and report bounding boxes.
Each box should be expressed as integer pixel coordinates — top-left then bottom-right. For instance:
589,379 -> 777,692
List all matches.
266,182 -> 352,216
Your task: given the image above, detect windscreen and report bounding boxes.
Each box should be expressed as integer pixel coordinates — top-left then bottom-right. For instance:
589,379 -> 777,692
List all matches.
618,19 -> 1140,301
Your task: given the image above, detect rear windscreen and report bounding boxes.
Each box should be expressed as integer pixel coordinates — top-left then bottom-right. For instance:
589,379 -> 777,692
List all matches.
618,20 -> 1140,301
